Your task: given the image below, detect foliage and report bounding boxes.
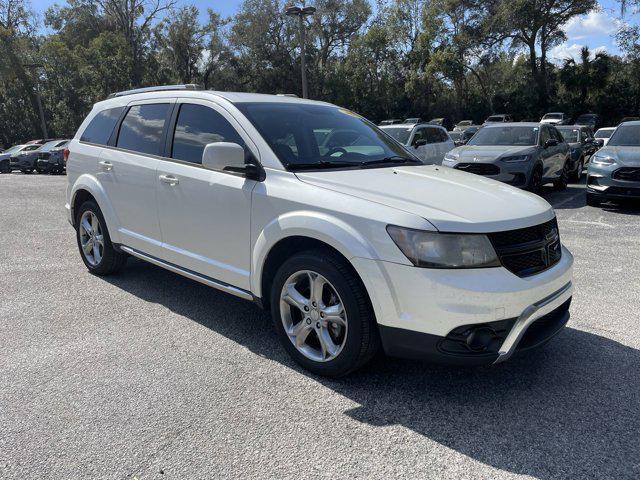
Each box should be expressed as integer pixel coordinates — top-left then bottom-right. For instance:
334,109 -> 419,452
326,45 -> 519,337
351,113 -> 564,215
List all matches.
0,0 -> 639,147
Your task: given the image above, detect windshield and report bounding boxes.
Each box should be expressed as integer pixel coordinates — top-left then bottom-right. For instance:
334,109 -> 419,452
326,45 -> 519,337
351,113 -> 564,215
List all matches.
595,129 -> 613,139
380,127 -> 412,144
576,115 -> 596,123
237,103 -> 417,169
543,113 -> 563,120
3,145 -> 25,154
608,125 -> 640,146
557,128 -> 579,143
486,116 -> 503,122
467,126 -> 538,146
39,140 -> 66,152
449,132 -> 462,140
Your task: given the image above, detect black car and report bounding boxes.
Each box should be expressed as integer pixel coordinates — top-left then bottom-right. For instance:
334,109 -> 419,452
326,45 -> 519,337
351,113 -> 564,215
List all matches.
36,140 -> 70,174
575,113 -> 602,131
556,125 -> 597,181
462,125 -> 481,143
11,140 -> 67,173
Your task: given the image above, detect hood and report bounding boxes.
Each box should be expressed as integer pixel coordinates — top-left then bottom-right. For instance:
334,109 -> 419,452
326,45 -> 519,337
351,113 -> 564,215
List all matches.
601,146 -> 640,166
295,165 -> 553,233
453,145 -> 537,162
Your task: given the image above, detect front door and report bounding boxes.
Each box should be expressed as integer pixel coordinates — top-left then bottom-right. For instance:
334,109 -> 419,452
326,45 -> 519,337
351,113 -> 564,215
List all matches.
155,99 -> 257,290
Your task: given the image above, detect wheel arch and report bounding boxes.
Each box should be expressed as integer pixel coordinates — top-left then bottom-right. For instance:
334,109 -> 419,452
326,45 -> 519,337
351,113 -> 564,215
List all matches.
70,175 -> 121,244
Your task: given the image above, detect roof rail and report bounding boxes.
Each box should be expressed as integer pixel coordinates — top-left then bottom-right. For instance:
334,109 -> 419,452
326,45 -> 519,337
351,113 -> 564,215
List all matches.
107,84 -> 202,99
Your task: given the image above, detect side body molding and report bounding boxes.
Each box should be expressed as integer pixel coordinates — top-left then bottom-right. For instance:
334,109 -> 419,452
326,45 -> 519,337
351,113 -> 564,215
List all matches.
251,210 -> 378,298
69,174 -> 122,244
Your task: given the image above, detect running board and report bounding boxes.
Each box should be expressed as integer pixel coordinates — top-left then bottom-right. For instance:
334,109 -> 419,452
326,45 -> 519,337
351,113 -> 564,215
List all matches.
120,246 -> 253,301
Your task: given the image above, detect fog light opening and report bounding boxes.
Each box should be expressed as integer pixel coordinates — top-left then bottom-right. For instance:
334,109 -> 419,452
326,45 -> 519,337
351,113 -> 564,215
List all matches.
465,326 -> 497,352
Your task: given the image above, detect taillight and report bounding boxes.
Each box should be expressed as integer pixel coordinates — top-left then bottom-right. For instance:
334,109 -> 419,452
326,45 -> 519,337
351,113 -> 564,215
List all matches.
63,148 -> 70,163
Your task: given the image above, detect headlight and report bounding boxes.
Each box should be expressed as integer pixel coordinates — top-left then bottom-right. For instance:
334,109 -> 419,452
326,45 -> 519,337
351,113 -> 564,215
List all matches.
501,155 -> 529,163
443,153 -> 459,162
591,154 -> 616,166
386,226 -> 501,268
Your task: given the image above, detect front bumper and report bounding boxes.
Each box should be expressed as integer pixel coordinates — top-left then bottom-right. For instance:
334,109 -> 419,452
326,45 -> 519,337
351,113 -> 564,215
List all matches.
352,245 -> 574,365
442,158 -> 531,188
587,163 -> 640,199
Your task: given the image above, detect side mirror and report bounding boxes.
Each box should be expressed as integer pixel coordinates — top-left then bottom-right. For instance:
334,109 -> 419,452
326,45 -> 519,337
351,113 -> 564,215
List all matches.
585,137 -> 594,143
544,139 -> 558,148
414,139 -> 427,148
593,139 -> 604,147
202,142 -> 263,181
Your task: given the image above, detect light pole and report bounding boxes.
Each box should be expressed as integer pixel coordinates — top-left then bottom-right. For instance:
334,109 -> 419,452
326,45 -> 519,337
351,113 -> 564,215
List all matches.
285,3 -> 316,99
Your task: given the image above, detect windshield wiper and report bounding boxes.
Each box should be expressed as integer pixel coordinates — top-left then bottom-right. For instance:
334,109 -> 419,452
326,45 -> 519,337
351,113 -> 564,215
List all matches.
360,156 -> 422,168
288,160 -> 361,171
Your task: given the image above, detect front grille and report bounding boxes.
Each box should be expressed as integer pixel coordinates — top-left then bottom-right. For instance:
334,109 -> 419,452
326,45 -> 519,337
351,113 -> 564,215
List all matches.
612,167 -> 640,182
455,163 -> 500,175
488,218 -> 562,277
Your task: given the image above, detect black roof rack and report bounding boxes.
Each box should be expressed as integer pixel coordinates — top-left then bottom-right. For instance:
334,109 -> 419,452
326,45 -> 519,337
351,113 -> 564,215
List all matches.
107,84 -> 202,99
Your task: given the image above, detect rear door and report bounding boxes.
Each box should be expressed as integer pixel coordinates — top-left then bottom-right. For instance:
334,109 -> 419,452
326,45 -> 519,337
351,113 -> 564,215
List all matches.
98,99 -> 175,256
154,98 -> 257,290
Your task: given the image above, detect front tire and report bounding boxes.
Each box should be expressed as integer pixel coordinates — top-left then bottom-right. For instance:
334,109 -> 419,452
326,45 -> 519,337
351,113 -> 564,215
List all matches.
75,200 -> 127,275
270,249 -> 380,377
554,160 -> 569,190
570,157 -> 583,182
586,193 -> 602,207
528,165 -> 543,194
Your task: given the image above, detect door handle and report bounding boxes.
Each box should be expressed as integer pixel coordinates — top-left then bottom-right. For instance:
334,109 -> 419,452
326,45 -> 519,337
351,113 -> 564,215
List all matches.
98,160 -> 113,171
159,174 -> 179,185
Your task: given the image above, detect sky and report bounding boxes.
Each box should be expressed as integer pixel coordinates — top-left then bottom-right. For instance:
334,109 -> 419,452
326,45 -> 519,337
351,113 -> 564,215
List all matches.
29,0 -> 638,62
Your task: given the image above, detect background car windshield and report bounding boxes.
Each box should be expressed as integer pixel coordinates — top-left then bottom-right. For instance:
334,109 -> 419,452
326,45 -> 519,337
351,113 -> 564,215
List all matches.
557,128 -> 579,142
381,127 -> 412,144
236,103 -> 413,167
608,125 -> 640,146
467,126 -> 538,146
3,145 -> 24,154
595,130 -> 613,139
544,113 -> 563,119
39,141 -> 65,152
486,116 -> 503,121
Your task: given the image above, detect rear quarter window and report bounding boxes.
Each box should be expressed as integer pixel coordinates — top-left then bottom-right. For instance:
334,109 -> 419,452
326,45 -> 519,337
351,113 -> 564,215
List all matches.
80,107 -> 124,145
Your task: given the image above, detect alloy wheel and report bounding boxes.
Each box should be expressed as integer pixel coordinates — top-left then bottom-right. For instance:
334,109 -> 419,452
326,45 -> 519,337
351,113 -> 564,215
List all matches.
279,270 -> 348,362
79,211 -> 104,266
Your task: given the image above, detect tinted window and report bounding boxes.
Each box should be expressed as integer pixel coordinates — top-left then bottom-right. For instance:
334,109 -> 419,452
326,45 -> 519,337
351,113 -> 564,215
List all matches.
411,128 -> 427,145
608,125 -> 640,146
171,104 -> 245,164
467,126 -> 538,146
117,103 -> 170,156
595,129 -> 613,139
81,107 -> 124,145
557,128 -> 579,143
236,102 -> 415,169
425,127 -> 441,144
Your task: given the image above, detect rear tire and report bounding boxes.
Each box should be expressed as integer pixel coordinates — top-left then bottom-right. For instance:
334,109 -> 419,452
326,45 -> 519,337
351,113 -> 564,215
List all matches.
270,249 -> 380,377
75,200 -> 127,275
554,161 -> 569,190
570,157 -> 583,182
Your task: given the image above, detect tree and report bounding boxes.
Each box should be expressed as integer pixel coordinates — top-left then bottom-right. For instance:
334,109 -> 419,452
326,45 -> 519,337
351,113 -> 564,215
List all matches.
559,46 -> 610,113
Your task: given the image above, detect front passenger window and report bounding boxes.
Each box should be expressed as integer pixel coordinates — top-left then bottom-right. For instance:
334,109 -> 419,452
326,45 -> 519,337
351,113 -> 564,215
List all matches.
172,104 -> 245,164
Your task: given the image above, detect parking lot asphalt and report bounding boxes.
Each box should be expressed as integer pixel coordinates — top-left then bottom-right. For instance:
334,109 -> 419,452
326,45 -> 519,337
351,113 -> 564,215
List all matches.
1,173 -> 639,480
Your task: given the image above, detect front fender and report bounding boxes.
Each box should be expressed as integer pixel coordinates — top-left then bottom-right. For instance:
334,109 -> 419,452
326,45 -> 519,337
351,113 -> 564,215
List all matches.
251,211 -> 379,297
69,174 -> 121,244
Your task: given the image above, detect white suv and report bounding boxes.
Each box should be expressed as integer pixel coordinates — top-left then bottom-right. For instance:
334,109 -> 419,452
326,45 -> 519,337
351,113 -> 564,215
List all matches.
67,85 -> 574,377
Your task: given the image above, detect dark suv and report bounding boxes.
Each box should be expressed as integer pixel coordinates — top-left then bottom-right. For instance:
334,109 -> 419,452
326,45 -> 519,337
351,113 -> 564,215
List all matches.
36,140 -> 70,174
11,140 -> 67,173
556,125 -> 598,181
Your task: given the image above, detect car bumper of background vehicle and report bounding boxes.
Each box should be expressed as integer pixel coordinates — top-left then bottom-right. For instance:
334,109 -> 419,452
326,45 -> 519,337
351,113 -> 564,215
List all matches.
351,245 -> 573,365
443,160 -> 531,188
587,171 -> 640,199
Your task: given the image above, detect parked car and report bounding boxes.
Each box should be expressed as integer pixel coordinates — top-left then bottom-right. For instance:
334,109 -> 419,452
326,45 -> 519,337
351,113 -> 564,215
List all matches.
453,120 -> 473,131
619,117 -> 639,124
379,119 -> 402,126
380,122 -> 455,164
2,145 -> 30,173
586,121 -> 640,206
461,125 -> 481,143
36,140 -> 70,174
8,144 -> 42,173
66,85 -> 573,376
448,130 -> 465,147
442,122 -> 571,192
575,113 -> 602,131
555,125 -> 598,181
484,114 -> 512,124
594,127 -> 616,147
540,112 -> 571,125
403,117 -> 422,124
428,117 -> 453,130
10,140 -> 67,174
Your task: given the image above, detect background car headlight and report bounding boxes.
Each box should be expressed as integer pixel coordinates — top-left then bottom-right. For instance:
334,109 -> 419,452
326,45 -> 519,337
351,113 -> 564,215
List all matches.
501,155 -> 530,163
443,153 -> 458,162
387,226 -> 501,268
591,154 -> 616,166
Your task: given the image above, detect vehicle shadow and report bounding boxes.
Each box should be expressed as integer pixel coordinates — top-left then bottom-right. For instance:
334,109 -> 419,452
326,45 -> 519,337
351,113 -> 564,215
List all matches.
540,184 -> 585,210
104,259 -> 639,479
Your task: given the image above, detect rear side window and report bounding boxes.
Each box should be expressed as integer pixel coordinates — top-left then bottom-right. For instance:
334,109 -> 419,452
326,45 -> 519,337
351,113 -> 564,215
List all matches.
117,103 -> 171,156
80,107 -> 124,145
425,127 -> 441,144
171,104 -> 244,164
